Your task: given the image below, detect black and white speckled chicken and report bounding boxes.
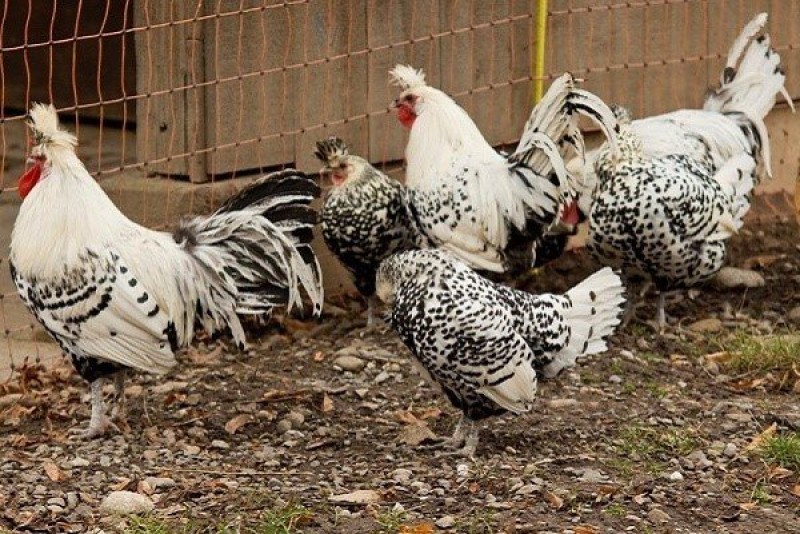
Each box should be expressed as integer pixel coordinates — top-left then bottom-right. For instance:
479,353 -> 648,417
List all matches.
571,13 -> 792,219
390,66 -> 619,276
376,249 -> 625,456
587,106 -> 756,331
315,137 -> 418,326
11,104 -> 324,438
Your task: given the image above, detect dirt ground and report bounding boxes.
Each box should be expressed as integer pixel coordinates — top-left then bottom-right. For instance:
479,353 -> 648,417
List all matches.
0,221 -> 799,534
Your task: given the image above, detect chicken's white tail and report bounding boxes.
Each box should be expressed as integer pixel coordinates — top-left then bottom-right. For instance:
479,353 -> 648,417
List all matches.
511,73 -> 620,193
542,267 -> 625,378
176,170 -> 324,326
704,13 -> 793,120
709,154 -> 756,240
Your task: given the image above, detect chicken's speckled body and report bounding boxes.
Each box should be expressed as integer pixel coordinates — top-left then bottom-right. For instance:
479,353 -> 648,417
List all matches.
316,138 -> 418,324
376,250 -> 625,455
587,108 -> 755,327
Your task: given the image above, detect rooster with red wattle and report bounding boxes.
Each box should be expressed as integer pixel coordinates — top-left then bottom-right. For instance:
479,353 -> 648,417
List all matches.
11,104 -> 324,438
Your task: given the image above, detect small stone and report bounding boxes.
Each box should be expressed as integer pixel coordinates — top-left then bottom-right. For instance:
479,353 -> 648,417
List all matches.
142,450 -> 158,461
647,508 -> 670,523
69,457 -> 91,468
686,450 -> 712,469
549,398 -> 579,409
608,375 -> 623,384
47,497 -> 66,508
713,267 -> 765,289
391,468 -> 413,484
99,491 -> 154,515
211,440 -> 230,450
688,318 -> 723,333
456,464 -> 469,478
515,484 -> 538,495
788,307 -> 800,325
99,455 -> 112,467
667,471 -> 684,482
577,468 -> 607,483
333,355 -> 366,372
144,477 -> 176,491
276,419 -> 293,434
374,371 -> 390,384
328,489 -> 381,505
723,443 -> 738,457
435,515 -> 456,529
725,413 -> 752,423
286,411 -> 305,427
151,381 -> 189,394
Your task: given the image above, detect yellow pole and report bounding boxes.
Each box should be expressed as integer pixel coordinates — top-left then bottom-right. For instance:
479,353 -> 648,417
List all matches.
532,0 -> 549,103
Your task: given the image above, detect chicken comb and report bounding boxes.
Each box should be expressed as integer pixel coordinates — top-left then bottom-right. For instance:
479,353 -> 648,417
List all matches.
389,64 -> 427,90
314,136 -> 349,164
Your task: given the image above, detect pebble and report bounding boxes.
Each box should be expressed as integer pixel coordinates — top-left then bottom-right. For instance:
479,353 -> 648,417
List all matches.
99,491 -> 154,515
647,508 -> 671,523
374,371 -> 390,384
211,439 -> 230,449
333,355 -> 366,373
723,443 -> 738,457
686,450 -> 713,469
725,412 -> 752,423
667,471 -> 684,482
688,318 -> 723,333
788,306 -> 800,324
286,411 -> 305,427
69,457 -> 91,468
713,267 -> 765,289
144,477 -> 176,491
549,398 -> 579,409
328,489 -> 381,505
456,464 -> 469,478
391,468 -> 413,484
47,497 -> 66,508
436,515 -> 456,529
276,419 -> 293,434
608,375 -> 623,384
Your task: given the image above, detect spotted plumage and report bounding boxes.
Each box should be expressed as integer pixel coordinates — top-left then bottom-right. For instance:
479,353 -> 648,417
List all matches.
316,137 -> 417,324
376,250 -> 625,456
587,107 -> 756,328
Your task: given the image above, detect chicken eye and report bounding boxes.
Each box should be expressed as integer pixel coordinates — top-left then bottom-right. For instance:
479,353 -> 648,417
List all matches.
404,95 -> 413,102
338,163 -> 347,170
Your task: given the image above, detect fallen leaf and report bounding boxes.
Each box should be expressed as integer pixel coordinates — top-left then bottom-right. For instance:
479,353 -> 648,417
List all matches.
743,254 -> 786,270
224,414 -> 251,435
328,489 -> 381,505
43,461 -> 67,482
313,351 -> 326,362
739,502 -> 758,511
745,422 -> 777,451
138,480 -> 154,495
111,478 -> 132,491
400,523 -> 435,534
790,485 -> 800,497
187,344 -> 223,365
322,393 -> 334,413
575,526 -> 599,534
704,351 -> 731,364
395,410 -> 420,425
545,491 -> 564,510
767,466 -> 793,480
417,407 -> 442,420
398,423 -> 438,446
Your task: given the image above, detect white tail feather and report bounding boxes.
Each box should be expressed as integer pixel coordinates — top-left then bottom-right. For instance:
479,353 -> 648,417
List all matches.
542,267 -> 625,378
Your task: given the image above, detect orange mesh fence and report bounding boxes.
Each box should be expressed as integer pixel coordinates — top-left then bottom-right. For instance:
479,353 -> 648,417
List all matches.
0,0 -> 797,380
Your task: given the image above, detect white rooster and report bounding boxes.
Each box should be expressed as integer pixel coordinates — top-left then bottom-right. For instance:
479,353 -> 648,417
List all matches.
571,12 -> 794,218
11,104 -> 324,438
389,66 -> 619,276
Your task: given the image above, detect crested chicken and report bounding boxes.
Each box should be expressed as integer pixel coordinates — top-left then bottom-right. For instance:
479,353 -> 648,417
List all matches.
11,104 -> 324,437
315,137 -> 418,326
390,66 -> 619,275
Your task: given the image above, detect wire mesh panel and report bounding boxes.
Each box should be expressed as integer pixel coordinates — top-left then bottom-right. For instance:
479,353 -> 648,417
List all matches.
0,0 -> 798,381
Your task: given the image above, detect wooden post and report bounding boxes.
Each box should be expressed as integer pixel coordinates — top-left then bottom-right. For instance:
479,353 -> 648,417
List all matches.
183,4 -> 209,184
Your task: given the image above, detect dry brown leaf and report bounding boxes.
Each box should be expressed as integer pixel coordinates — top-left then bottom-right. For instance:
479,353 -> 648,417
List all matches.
398,423 -> 437,446
739,502 -> 758,511
745,422 -> 777,451
321,393 -> 334,413
138,479 -> 154,495
743,254 -> 786,270
111,478 -> 132,491
224,414 -> 251,435
790,485 -> 800,497
43,461 -> 67,482
187,344 -> 223,365
575,526 -> 599,534
767,466 -> 793,480
399,523 -> 435,534
546,491 -> 564,509
705,351 -> 731,364
417,407 -> 442,420
313,351 -> 326,362
395,410 -> 420,425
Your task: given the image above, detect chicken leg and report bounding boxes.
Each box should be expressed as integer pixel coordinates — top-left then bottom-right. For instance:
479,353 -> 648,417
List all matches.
426,414 -> 480,458
70,379 -> 118,439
